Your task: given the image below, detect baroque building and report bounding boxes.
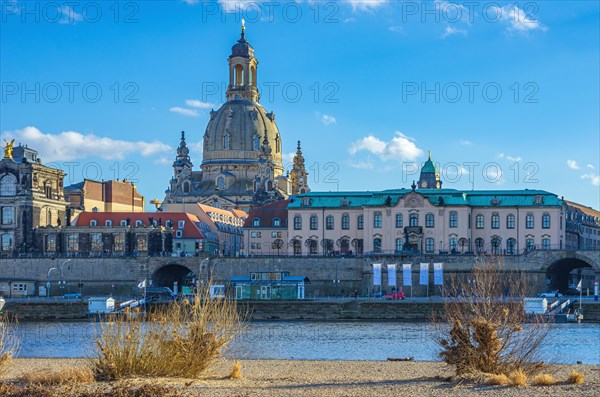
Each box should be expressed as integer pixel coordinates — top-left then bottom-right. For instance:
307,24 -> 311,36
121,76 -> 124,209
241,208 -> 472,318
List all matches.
0,142 -> 66,254
162,25 -> 309,212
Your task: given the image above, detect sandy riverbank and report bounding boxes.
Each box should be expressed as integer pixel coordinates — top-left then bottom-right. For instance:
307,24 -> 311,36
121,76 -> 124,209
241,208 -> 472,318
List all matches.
1,358 -> 599,396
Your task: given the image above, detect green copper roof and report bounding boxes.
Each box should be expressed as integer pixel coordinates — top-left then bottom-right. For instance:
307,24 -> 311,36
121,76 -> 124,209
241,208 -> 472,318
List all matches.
421,151 -> 438,174
288,189 -> 563,209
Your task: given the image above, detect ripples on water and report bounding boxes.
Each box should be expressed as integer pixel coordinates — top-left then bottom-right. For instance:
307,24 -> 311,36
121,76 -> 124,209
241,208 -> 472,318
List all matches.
12,321 -> 600,364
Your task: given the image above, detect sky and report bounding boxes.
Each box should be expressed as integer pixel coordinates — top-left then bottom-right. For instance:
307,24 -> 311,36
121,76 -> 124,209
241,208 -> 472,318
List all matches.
1,0 -> 599,210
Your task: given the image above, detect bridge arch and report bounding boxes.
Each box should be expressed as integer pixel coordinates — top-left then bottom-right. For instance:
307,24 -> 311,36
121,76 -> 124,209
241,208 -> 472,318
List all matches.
152,263 -> 197,293
545,253 -> 599,293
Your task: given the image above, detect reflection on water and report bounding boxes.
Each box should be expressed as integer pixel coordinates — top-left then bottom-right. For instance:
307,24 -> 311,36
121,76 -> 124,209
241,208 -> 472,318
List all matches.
12,321 -> 600,364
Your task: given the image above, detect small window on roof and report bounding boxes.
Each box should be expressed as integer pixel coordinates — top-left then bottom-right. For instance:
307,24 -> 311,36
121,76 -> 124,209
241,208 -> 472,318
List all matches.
120,220 -> 127,226
176,230 -> 183,238
252,218 -> 261,227
302,197 -> 311,206
272,217 -> 281,227
90,220 -> 97,227
105,220 -> 112,227
135,220 -> 143,227
178,220 -> 185,229
166,220 -> 172,228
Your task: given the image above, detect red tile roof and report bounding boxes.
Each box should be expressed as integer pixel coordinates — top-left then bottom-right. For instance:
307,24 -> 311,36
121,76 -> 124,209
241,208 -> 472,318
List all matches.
243,200 -> 290,229
73,212 -> 206,239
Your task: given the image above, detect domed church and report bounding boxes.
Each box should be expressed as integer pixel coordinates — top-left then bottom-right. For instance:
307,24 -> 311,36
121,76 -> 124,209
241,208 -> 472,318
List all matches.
163,23 -> 310,212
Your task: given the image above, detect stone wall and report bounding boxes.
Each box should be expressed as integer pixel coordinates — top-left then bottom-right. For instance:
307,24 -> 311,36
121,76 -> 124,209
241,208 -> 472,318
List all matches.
3,301 -> 87,321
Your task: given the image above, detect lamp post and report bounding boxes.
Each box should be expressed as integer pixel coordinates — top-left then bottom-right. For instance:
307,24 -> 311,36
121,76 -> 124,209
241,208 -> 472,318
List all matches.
199,257 -> 210,292
46,258 -> 71,298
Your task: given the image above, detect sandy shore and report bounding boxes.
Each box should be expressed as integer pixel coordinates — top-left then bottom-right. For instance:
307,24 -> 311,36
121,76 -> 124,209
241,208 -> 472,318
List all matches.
1,358 -> 599,396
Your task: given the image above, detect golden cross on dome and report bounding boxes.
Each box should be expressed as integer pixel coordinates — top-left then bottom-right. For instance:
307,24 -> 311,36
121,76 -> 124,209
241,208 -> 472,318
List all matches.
241,18 -> 245,32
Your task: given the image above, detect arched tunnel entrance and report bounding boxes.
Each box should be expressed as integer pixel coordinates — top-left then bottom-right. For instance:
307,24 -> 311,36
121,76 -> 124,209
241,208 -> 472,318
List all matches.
152,264 -> 197,294
546,258 -> 597,294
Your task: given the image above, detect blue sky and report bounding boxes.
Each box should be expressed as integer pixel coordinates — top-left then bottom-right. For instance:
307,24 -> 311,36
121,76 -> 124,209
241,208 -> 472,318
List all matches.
1,0 -> 599,209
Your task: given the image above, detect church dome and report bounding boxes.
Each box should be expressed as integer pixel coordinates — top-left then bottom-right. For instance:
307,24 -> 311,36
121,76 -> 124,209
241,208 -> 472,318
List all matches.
231,33 -> 254,58
202,100 -> 282,166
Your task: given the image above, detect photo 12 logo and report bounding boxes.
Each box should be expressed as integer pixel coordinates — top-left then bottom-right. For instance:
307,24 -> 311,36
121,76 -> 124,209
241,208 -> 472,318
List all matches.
201,81 -> 339,104
1,1 -> 139,24
199,1 -> 340,24
401,82 -> 539,104
1,82 -> 139,104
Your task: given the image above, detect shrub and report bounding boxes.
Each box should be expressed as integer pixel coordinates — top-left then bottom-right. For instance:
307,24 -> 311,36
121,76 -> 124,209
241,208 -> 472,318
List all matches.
18,368 -> 95,386
531,373 -> 556,386
567,371 -> 584,384
228,361 -> 242,379
437,258 -> 547,378
0,314 -> 18,375
487,373 -> 509,386
94,279 -> 247,380
508,369 -> 528,387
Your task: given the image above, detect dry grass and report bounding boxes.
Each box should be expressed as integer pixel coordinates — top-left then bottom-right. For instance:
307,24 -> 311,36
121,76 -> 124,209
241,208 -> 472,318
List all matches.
0,380 -> 180,397
437,258 -> 548,378
93,279 -> 247,380
531,373 -> 556,386
567,370 -> 584,384
18,367 -> 95,386
228,361 -> 242,379
486,373 -> 509,386
0,315 -> 18,375
508,369 -> 528,387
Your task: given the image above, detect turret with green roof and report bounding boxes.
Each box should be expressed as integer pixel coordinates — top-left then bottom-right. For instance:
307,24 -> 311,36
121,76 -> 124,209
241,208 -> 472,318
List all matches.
418,151 -> 441,189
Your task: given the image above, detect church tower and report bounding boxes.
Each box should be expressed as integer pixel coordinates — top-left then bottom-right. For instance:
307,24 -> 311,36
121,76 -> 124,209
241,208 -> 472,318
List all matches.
418,151 -> 441,189
290,141 -> 310,194
169,131 -> 194,194
226,19 -> 259,103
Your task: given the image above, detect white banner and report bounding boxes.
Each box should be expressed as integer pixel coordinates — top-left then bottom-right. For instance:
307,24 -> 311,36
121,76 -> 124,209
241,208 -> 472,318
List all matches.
402,264 -> 412,287
373,263 -> 382,286
434,263 -> 444,285
387,264 -> 397,287
419,263 -> 429,285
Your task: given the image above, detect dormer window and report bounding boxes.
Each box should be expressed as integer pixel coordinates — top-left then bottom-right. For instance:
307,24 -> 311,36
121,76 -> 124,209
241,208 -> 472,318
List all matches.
105,220 -> 112,227
90,220 -> 97,227
135,220 -> 143,227
302,197 -> 311,206
178,220 -> 185,229
272,217 -> 281,227
166,220 -> 172,228
534,195 -> 544,205
176,230 -> 183,238
252,218 -> 261,227
120,220 -> 127,226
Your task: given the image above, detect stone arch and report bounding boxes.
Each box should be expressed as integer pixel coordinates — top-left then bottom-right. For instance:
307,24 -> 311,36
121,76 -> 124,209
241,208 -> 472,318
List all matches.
545,253 -> 599,293
152,263 -> 197,293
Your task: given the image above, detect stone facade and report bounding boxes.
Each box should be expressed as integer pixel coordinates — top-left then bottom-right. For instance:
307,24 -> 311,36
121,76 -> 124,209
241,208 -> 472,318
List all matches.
0,144 -> 66,254
65,179 -> 145,218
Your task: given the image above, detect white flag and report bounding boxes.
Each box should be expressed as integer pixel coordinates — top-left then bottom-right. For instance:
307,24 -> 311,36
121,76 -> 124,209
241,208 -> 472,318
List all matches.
419,263 -> 429,285
576,279 -> 582,292
403,264 -> 412,287
373,263 -> 382,286
138,279 -> 146,289
388,264 -> 397,287
434,263 -> 444,286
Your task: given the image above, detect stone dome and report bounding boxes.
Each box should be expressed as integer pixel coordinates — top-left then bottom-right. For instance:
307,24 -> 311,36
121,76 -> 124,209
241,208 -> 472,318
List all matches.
202,100 -> 282,167
230,33 -> 254,58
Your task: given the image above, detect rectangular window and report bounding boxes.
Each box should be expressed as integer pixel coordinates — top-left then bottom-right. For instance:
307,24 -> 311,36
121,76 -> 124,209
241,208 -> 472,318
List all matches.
114,233 -> 125,251
1,207 -> 14,225
526,215 -> 534,229
491,215 -> 500,229
425,238 -> 435,253
271,231 -> 277,238
357,215 -> 364,230
542,215 -> 551,229
178,220 -> 185,229
507,215 -> 515,229
395,214 -> 403,228
374,212 -> 382,228
67,233 -> 79,252
310,216 -> 318,230
342,215 -> 350,230
476,215 -> 484,229
326,216 -> 334,230
449,212 -> 458,228
294,216 -> 302,230
91,233 -> 102,252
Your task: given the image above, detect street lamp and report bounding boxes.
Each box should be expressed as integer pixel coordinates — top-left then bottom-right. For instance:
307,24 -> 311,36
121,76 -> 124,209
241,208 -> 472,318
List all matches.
46,258 -> 71,297
199,257 -> 210,291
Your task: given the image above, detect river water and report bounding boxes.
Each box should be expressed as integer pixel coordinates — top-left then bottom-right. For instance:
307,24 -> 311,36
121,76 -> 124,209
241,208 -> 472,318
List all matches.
12,321 -> 600,364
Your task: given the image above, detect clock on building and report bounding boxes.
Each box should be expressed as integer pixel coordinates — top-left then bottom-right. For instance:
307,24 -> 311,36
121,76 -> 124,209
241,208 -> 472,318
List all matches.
421,181 -> 428,188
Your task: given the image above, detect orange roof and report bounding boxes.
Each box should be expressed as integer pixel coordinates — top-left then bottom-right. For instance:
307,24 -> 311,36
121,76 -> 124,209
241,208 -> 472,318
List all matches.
566,201 -> 600,218
244,200 -> 290,228
73,212 -> 206,239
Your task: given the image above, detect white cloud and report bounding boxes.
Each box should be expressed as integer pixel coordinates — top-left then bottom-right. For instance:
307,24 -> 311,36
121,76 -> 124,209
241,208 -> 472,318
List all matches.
586,164 -> 595,170
581,173 -> 600,186
484,166 -> 505,185
282,152 -> 295,165
459,140 -> 472,145
442,26 -> 467,38
347,0 -> 388,12
58,5 -> 84,24
316,113 -> 336,126
169,107 -> 200,117
349,161 -> 374,170
154,157 -> 172,166
349,131 -> 423,162
492,5 -> 548,33
566,160 -> 580,170
497,153 -> 521,162
388,26 -> 404,33
3,126 -> 171,162
185,99 -> 216,109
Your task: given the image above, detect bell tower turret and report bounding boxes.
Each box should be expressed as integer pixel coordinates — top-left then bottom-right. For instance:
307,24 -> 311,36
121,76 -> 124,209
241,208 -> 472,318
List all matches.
226,20 -> 259,103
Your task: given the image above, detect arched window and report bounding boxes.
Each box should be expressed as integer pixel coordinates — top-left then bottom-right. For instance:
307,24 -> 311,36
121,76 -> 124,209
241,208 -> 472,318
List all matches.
308,239 -> 318,255
395,238 -> 403,253
526,213 -> 534,229
491,236 -> 501,255
252,218 -> 260,227
135,220 -> 143,227
183,181 -> 190,193
326,215 -> 334,230
425,213 -> 434,228
542,214 -> 550,229
475,238 -> 484,253
425,237 -> 435,253
0,174 -> 17,196
373,212 -> 382,228
409,213 -> 418,227
253,134 -> 260,150
223,134 -> 231,150
506,238 -> 516,255
250,65 -> 256,86
458,237 -> 468,252
526,238 -> 535,251
105,220 -> 112,227
90,220 -> 97,227
476,214 -> 484,229
449,211 -> 458,228
310,215 -> 318,230
341,213 -> 350,230
234,64 -> 243,86
395,213 -> 403,228
491,213 -> 500,229
294,215 -> 302,230
373,238 -> 382,253
507,214 -> 515,229
272,217 -> 281,227
357,215 -> 364,230
216,177 -> 225,190
542,238 -> 551,249
449,237 -> 458,252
